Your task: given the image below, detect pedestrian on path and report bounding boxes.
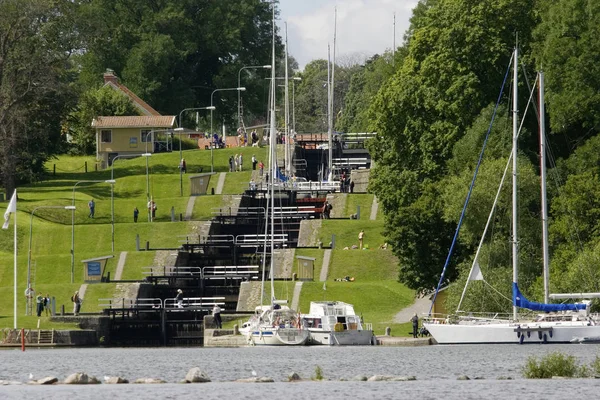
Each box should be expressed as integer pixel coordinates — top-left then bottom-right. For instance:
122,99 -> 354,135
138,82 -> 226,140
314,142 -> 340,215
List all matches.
72,291 -> 82,316
133,207 -> 139,222
88,199 -> 95,218
213,304 -> 222,329
411,313 -> 419,338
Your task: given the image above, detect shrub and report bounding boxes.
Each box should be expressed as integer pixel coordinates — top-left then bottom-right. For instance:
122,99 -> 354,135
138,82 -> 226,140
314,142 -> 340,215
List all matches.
522,351 -> 584,378
312,365 -> 324,381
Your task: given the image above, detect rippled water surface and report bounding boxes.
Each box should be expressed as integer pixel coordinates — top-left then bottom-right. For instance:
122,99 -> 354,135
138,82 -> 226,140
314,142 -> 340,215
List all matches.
2,344 -> 600,399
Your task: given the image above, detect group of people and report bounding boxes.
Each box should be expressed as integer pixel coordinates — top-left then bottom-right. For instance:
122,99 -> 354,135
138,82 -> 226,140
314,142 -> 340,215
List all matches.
34,292 -> 52,317
228,154 -> 244,172
237,128 -> 260,147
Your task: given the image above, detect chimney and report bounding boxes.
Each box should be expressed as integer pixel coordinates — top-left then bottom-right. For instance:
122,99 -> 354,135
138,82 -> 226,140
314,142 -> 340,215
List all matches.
103,68 -> 118,85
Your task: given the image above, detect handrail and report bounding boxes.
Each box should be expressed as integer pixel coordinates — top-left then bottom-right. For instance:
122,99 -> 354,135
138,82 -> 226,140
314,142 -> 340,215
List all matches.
99,297 -> 163,309
164,297 -> 226,309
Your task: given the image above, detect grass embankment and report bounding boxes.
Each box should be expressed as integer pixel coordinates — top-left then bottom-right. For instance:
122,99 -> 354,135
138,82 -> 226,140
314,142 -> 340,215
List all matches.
0,146 -> 416,336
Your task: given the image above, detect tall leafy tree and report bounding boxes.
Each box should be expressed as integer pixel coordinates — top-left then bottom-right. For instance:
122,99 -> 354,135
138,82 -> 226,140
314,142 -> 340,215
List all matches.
0,0 -> 78,194
367,0 -> 539,290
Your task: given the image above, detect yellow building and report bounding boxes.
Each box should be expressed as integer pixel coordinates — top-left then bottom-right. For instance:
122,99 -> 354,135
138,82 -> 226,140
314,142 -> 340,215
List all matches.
91,70 -> 176,168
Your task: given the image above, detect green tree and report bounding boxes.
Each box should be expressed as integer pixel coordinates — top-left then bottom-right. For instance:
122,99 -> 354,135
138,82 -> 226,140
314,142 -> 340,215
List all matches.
367,0 -> 539,290
67,86 -> 142,155
0,0 -> 77,194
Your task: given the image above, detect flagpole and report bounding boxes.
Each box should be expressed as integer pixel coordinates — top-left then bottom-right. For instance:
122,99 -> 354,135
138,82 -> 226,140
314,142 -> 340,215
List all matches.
13,190 -> 17,329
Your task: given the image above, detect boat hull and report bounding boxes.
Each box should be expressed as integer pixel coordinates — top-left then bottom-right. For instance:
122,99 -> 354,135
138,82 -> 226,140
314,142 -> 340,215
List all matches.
308,329 -> 374,345
424,321 -> 600,344
247,328 -> 309,346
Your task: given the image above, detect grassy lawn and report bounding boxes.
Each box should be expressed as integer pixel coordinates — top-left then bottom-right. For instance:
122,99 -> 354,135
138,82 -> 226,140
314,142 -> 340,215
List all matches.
0,149 -> 416,335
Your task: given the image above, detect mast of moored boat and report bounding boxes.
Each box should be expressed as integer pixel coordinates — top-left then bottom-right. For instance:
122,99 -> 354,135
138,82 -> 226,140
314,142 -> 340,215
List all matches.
539,71 -> 550,304
269,3 -> 277,304
512,46 -> 519,321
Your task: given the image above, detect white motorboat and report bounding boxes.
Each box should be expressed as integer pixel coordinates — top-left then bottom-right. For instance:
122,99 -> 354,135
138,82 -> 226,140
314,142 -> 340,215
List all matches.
424,48 -> 600,344
301,301 -> 374,345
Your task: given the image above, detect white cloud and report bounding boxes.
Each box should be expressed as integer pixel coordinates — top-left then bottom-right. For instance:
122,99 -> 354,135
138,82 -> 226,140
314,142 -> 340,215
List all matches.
278,0 -> 419,70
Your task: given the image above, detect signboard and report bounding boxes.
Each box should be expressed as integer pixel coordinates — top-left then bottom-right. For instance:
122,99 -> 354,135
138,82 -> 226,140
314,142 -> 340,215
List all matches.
87,262 -> 102,276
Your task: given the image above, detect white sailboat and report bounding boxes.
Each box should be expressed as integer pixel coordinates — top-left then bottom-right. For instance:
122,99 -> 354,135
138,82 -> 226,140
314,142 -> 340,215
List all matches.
301,301 -> 374,345
244,7 -> 309,346
424,48 -> 600,344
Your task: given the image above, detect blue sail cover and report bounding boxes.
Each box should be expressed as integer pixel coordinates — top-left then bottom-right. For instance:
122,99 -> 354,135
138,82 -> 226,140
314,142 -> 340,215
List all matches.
276,167 -> 289,182
512,283 -> 585,312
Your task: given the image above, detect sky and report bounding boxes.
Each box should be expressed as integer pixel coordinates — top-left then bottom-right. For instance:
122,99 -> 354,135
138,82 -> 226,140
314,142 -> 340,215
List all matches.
277,0 -> 419,70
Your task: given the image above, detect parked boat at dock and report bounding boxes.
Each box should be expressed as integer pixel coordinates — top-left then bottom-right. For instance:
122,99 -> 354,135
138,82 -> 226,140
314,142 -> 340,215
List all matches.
301,301 -> 374,345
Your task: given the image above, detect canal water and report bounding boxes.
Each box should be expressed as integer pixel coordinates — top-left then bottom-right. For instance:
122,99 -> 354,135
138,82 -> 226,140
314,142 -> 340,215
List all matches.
2,344 -> 600,399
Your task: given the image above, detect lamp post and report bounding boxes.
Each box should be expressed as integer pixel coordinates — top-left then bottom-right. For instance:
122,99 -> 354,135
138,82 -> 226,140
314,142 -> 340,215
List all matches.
177,106 -> 215,195
27,205 -> 76,315
210,87 -> 246,173
238,65 -> 271,129
292,77 -> 301,136
71,179 -> 115,284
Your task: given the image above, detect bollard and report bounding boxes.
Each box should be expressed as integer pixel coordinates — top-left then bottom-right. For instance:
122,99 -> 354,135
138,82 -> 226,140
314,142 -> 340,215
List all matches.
180,213 -> 183,221
170,206 -> 175,222
292,272 -> 297,281
146,241 -> 150,251
61,304 -> 65,316
331,234 -> 336,249
53,164 -> 56,176
356,205 -> 361,220
85,161 -> 88,173
233,324 -> 239,335
211,187 -> 215,195
385,326 -> 391,336
136,234 -> 140,251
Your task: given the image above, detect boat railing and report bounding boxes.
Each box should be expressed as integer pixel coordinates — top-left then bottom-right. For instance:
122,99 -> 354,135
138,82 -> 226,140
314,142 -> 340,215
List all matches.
423,312 -> 514,324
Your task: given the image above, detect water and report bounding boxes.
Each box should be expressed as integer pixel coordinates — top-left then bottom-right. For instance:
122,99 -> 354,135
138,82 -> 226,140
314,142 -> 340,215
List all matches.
2,345 -> 600,399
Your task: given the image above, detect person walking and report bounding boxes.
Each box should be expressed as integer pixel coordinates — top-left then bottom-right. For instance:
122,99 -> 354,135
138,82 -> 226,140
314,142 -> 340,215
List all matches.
252,155 -> 257,170
229,155 -> 234,172
258,161 -> 264,177
36,293 -> 44,317
212,304 -> 222,329
72,291 -> 82,316
88,199 -> 95,218
238,153 -> 243,171
175,289 -> 184,308
133,207 -> 139,223
179,158 -> 187,173
358,230 -> 364,250
411,313 -> 419,338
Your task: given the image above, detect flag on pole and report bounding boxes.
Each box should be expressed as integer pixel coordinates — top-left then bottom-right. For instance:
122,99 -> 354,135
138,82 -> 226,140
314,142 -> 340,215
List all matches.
468,261 -> 484,281
2,189 -> 16,230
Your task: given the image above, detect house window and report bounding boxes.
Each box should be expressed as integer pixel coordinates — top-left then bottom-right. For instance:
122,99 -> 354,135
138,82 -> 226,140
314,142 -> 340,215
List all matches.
141,130 -> 152,143
101,130 -> 112,143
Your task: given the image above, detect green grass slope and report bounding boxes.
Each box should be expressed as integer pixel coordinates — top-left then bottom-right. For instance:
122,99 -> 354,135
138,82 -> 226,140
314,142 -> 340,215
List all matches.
0,147 -> 415,336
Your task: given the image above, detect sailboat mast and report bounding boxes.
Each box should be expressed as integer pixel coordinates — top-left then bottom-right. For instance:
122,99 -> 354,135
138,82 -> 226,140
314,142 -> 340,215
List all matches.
269,4 -> 277,303
284,23 -> 290,176
329,7 -> 336,181
327,44 -> 332,180
512,47 -> 519,321
539,71 -> 550,304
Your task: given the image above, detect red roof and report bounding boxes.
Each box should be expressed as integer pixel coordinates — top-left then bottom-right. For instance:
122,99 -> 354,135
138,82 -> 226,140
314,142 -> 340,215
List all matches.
92,116 -> 176,128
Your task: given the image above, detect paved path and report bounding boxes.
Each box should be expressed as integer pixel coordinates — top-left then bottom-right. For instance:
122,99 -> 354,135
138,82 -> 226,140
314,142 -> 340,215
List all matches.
185,196 -> 196,220
114,251 -> 127,280
370,196 -> 379,220
291,282 -> 303,311
319,249 -> 332,282
215,172 -> 226,194
393,296 -> 432,323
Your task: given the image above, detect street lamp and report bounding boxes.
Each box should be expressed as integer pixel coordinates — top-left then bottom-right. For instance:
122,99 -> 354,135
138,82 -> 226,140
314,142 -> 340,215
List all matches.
27,205 -> 75,315
71,179 -> 115,284
210,87 -> 246,173
176,106 -> 215,196
238,65 -> 271,128
292,77 -> 302,135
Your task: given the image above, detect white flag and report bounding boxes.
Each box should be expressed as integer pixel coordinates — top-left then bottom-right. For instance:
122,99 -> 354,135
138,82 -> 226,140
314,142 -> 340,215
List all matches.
468,261 -> 484,281
2,190 -> 16,230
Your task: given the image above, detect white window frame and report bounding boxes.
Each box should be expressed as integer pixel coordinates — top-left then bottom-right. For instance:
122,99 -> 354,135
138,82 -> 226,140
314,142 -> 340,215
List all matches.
101,130 -> 112,143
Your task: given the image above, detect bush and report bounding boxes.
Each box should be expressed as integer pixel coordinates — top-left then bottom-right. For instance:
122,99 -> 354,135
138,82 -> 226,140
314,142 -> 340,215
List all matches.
522,351 -> 585,378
